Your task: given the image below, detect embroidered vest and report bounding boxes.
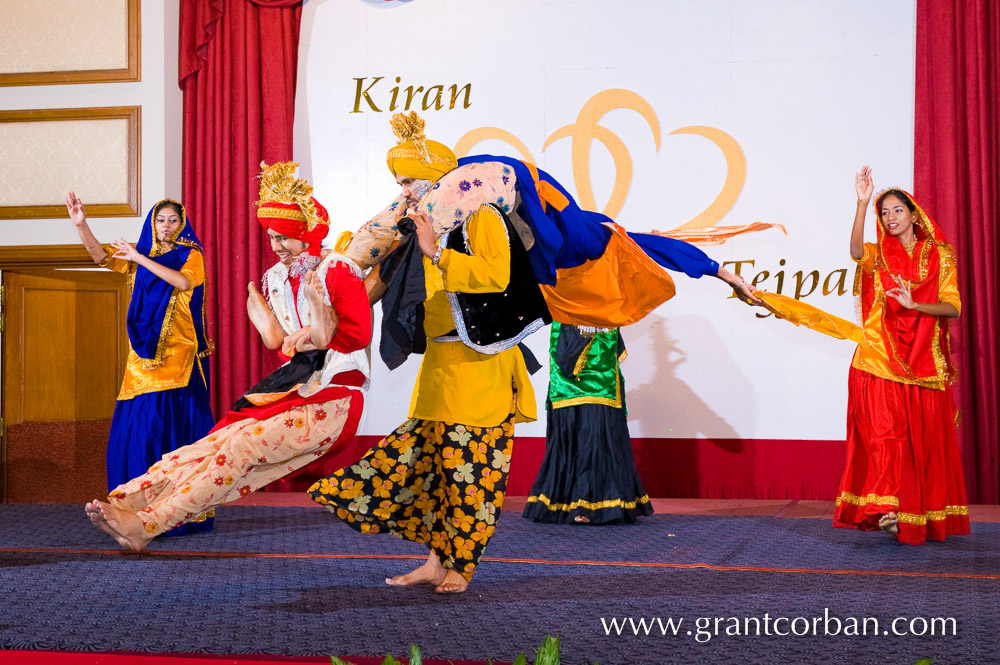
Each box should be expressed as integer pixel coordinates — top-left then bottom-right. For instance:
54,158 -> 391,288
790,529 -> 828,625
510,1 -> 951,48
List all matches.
260,252 -> 370,395
435,204 -> 551,353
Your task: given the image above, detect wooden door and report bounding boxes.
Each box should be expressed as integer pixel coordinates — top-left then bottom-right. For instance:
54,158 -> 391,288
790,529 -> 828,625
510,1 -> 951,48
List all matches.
2,269 -> 129,502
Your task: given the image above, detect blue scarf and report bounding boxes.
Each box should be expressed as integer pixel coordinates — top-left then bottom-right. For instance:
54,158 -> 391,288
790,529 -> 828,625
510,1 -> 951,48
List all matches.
458,155 -> 718,284
126,200 -> 211,365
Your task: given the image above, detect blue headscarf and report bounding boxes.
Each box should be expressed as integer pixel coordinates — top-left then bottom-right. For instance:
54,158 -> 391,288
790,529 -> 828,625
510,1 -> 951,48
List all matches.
126,200 -> 212,366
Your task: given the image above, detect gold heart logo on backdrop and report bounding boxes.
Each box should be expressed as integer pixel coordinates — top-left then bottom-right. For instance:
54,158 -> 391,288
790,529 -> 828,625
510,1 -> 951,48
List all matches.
453,89 -> 746,232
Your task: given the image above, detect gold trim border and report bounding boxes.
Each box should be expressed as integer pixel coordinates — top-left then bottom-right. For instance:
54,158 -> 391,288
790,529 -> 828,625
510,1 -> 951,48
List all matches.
551,368 -> 623,410
835,491 -> 968,526
0,106 -> 141,219
527,493 -> 651,513
0,0 -> 140,87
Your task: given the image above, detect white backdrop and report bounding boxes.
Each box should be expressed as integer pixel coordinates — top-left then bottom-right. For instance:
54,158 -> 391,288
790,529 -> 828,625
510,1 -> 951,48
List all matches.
293,0 -> 916,439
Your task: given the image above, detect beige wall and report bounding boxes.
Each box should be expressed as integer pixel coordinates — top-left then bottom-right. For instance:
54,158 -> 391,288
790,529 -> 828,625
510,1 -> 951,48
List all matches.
0,1 -> 182,246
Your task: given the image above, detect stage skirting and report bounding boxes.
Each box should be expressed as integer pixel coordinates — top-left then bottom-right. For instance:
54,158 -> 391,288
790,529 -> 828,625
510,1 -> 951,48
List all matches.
265,435 -> 846,500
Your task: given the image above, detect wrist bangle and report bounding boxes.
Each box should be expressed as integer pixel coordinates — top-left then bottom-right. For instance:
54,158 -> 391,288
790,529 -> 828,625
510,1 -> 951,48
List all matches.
431,247 -> 443,266
85,242 -> 102,250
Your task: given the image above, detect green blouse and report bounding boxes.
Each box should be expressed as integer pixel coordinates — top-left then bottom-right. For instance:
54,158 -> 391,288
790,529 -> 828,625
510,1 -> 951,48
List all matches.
547,322 -> 627,409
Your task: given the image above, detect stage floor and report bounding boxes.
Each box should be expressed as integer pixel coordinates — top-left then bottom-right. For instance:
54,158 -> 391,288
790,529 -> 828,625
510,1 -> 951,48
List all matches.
242,492 -> 1000,522
2,499 -> 998,665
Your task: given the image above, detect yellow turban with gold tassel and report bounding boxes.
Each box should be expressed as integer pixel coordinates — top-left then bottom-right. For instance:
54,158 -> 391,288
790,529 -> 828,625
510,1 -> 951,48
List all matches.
385,111 -> 457,181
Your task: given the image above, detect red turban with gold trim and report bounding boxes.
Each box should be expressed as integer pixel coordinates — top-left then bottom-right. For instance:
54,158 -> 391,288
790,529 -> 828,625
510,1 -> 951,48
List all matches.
256,162 -> 330,256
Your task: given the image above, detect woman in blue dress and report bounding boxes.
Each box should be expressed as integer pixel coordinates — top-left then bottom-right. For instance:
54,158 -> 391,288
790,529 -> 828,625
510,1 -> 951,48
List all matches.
66,192 -> 215,536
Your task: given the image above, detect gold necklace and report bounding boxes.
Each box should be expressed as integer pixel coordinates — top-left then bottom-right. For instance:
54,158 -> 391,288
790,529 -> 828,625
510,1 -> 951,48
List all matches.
902,237 -> 917,253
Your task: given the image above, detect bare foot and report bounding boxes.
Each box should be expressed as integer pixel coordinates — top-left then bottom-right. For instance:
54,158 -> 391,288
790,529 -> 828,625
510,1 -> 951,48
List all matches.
84,500 -> 101,516
878,512 -> 899,535
386,553 -> 446,587
96,500 -> 153,551
573,515 -> 590,524
87,506 -> 130,549
434,569 -> 469,594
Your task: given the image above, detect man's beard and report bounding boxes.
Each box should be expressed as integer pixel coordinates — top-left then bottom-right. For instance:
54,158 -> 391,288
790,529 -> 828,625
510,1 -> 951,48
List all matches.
407,178 -> 434,206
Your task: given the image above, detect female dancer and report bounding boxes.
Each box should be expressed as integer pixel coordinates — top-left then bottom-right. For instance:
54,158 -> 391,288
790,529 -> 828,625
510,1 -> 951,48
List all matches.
523,323 -> 652,524
67,193 -> 215,536
759,168 -> 969,544
836,167 -> 968,543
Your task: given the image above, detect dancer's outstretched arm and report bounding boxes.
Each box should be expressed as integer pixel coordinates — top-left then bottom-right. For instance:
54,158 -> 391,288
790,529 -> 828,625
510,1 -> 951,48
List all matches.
716,265 -> 761,305
66,191 -> 111,264
885,277 -> 960,319
109,238 -> 192,291
851,165 -> 873,261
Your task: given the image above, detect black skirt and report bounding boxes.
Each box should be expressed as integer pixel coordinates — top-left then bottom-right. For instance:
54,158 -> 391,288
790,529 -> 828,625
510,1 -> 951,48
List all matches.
522,402 -> 652,524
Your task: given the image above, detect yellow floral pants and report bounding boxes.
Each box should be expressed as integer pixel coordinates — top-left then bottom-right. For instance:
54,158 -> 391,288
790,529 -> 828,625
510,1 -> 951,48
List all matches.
109,396 -> 358,537
309,413 -> 515,581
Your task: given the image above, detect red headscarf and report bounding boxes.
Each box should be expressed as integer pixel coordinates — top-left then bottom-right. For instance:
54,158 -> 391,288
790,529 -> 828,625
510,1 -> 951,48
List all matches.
857,189 -> 958,384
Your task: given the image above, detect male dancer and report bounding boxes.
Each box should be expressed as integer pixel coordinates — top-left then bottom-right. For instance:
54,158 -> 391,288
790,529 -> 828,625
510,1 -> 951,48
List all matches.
309,115 -> 548,593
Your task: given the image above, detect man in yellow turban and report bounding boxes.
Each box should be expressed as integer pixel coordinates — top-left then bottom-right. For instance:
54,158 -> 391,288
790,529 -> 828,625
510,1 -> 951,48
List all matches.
310,112 -> 548,594
343,111 -> 523,277
386,110 -> 458,194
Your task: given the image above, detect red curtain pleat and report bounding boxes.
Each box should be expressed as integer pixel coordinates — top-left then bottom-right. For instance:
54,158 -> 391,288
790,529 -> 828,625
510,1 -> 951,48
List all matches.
179,0 -> 303,415
915,0 -> 1000,503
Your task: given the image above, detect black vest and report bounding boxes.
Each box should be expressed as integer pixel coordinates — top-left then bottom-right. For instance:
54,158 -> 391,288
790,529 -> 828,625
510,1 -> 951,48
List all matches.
437,204 -> 551,353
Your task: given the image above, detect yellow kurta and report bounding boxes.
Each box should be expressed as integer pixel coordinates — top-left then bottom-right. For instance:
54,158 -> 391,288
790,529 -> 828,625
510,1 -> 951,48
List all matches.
850,242 -> 960,390
102,249 -> 208,400
408,205 -> 537,426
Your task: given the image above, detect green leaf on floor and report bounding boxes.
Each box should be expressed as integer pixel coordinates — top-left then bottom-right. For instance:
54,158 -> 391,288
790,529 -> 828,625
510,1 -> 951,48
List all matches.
534,635 -> 560,665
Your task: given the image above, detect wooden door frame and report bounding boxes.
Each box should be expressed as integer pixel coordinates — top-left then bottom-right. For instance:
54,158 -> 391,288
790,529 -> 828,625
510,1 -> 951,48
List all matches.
0,245 -> 100,270
0,245 -> 105,500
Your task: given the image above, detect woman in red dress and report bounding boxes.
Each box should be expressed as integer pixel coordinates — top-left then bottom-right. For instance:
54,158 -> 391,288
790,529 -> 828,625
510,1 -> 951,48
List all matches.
832,166 -> 969,544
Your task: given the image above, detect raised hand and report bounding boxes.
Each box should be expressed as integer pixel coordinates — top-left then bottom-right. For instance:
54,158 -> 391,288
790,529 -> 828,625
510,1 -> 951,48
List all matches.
65,191 -> 88,227
110,237 -> 139,262
886,274 -> 916,309
855,165 -> 874,203
411,210 -> 438,259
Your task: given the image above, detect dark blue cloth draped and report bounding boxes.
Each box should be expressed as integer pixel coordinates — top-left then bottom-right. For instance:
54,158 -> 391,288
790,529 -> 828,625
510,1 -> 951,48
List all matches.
458,155 -> 718,283
126,200 -> 211,360
107,362 -> 215,536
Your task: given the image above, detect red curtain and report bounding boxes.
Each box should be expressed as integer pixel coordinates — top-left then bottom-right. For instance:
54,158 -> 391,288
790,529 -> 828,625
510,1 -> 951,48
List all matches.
179,0 -> 303,414
914,0 -> 1000,503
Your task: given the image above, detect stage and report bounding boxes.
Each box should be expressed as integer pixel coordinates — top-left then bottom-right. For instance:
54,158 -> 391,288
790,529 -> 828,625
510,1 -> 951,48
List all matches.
2,496 -> 998,665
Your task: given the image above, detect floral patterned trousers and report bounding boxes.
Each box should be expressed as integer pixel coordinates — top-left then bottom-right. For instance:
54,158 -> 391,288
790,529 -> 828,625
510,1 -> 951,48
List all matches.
109,395 -> 360,537
309,412 -> 516,582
